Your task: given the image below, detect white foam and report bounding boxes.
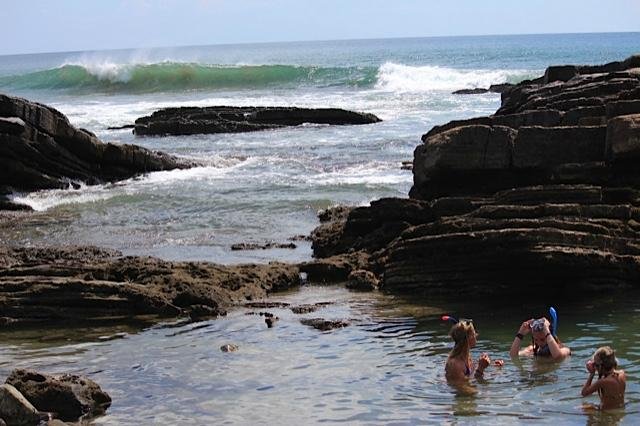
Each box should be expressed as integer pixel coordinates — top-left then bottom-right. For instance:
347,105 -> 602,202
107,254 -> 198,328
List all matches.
375,62 -> 534,92
314,162 -> 409,187
8,158 -> 249,212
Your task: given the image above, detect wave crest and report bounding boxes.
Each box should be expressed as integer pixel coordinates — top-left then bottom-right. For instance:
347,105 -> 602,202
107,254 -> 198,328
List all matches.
0,60 -> 537,94
375,62 -> 537,92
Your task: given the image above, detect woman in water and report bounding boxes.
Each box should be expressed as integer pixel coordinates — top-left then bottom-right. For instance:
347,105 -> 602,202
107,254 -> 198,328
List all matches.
445,319 -> 502,382
582,346 -> 626,410
509,317 -> 571,359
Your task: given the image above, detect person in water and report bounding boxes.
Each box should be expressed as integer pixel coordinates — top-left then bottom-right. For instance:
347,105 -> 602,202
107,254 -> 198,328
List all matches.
509,317 -> 571,359
582,346 -> 626,410
445,319 -> 503,382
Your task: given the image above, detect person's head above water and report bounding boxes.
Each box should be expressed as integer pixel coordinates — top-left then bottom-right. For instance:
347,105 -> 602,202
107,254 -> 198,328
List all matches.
593,346 -> 618,374
449,319 -> 477,357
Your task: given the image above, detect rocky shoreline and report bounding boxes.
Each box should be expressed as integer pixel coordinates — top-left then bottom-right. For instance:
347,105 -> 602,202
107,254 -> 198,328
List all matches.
0,94 -> 195,211
2,55 -> 640,423
311,55 -> 640,296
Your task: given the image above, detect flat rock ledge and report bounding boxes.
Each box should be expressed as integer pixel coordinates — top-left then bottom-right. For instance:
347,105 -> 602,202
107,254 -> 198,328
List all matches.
310,55 -> 640,297
0,93 -> 196,205
133,106 -> 381,136
0,246 -> 300,325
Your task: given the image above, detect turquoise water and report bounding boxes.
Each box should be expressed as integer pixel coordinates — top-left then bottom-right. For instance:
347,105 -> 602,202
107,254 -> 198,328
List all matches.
0,33 -> 639,424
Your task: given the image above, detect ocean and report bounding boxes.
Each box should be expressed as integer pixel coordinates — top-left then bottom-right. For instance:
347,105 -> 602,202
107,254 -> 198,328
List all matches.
1,32 -> 640,425
1,32 -> 639,263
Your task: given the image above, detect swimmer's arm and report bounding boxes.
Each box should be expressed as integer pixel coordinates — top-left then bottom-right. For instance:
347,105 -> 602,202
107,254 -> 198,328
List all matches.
545,333 -> 570,359
510,320 -> 532,357
581,372 -> 601,397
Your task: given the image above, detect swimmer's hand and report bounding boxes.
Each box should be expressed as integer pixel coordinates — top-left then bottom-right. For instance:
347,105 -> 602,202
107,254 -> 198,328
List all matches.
478,353 -> 491,370
494,359 -> 505,367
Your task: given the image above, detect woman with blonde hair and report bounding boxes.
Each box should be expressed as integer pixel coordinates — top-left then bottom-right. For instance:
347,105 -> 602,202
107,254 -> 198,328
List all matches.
582,346 -> 626,410
444,317 -> 502,382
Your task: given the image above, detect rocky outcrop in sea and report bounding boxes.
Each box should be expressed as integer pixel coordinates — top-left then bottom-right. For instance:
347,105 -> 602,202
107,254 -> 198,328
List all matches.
133,106 -> 381,136
0,93 -> 195,208
311,55 -> 640,297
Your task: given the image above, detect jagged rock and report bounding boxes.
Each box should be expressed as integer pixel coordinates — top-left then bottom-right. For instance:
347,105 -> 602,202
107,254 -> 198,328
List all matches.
0,384 -> 41,426
5,369 -> 110,422
0,246 -> 300,325
452,88 -> 489,95
0,94 -> 196,197
134,106 -> 381,136
310,55 -> 640,297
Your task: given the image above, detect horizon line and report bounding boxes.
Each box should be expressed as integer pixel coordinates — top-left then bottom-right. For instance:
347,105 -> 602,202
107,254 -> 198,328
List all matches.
1,30 -> 639,58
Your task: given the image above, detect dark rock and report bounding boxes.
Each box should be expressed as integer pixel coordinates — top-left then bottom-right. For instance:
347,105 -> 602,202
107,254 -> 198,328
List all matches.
0,383 -> 41,426
265,316 -> 279,328
310,55 -> 640,297
134,106 -> 381,136
5,369 -> 111,422
346,269 -> 380,291
0,94 -> 196,198
230,242 -> 297,251
544,65 -> 579,83
0,246 -> 300,325
300,318 -> 349,331
220,344 -> 239,352
489,83 -> 515,94
512,125 -> 607,168
452,88 -> 489,95
106,124 -> 135,130
290,302 -> 333,314
244,302 -> 290,309
606,113 -> 640,163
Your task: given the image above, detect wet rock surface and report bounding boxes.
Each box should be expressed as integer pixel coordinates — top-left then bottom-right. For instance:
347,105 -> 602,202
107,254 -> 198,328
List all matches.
5,369 -> 111,423
310,55 -> 640,297
0,93 -> 195,198
133,106 -> 381,136
300,318 -> 350,331
0,246 -> 301,325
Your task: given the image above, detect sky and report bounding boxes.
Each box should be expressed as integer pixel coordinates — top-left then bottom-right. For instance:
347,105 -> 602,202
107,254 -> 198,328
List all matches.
1,0 -> 639,55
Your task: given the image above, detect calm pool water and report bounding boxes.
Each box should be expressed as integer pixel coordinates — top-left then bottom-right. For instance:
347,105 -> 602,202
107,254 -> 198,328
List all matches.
0,285 -> 638,425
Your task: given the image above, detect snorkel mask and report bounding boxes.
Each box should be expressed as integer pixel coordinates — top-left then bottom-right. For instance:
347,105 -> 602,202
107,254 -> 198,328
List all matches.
530,318 -> 546,333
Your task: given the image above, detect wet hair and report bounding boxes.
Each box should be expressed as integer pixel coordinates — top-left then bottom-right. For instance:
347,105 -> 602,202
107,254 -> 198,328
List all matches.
594,346 -> 618,377
449,321 -> 475,362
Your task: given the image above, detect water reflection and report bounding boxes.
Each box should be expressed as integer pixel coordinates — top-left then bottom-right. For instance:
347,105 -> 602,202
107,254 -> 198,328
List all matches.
0,285 -> 637,424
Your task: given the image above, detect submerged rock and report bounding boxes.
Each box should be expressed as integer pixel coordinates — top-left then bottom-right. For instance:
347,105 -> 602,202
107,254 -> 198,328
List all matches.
0,94 -> 195,198
220,344 -> 239,352
133,106 -> 381,136
310,55 -> 640,297
300,318 -> 349,331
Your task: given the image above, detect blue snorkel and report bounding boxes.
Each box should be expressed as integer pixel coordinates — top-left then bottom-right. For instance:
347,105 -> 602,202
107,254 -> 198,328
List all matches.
549,307 -> 558,337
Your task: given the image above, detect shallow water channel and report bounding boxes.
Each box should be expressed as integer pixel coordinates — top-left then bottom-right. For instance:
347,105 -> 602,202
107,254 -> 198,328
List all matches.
0,285 -> 638,425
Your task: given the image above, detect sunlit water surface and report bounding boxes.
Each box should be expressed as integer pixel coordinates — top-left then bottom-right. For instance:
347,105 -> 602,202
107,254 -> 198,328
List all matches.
0,285 -> 638,425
